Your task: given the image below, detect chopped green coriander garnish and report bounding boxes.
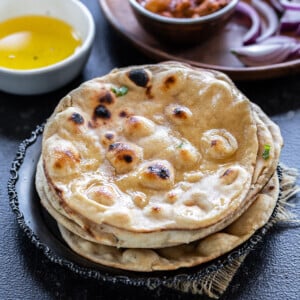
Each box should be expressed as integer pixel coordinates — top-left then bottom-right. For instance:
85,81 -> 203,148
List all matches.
262,144 -> 271,160
177,142 -> 185,149
111,86 -> 128,97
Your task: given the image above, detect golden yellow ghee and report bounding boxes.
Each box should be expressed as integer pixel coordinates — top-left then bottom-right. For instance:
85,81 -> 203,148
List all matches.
0,15 -> 82,70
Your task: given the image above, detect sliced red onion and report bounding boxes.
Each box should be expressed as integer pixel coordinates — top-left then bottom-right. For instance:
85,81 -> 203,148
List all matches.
259,35 -> 298,44
280,0 -> 300,10
232,0 -> 300,66
270,0 -> 285,13
235,2 -> 261,45
252,0 -> 279,43
280,9 -> 300,31
231,43 -> 300,66
289,41 -> 300,57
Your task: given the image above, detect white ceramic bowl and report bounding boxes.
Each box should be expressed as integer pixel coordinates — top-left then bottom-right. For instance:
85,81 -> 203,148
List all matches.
0,0 -> 95,95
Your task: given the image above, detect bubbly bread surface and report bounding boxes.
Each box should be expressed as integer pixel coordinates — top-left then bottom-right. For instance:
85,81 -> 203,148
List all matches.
36,103 -> 282,248
58,173 -> 279,271
41,62 -> 259,232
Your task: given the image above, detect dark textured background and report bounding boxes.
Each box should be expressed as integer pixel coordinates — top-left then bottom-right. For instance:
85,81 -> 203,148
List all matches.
0,0 -> 299,299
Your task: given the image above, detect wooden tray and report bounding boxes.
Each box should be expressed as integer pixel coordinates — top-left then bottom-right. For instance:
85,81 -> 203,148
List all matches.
99,0 -> 300,81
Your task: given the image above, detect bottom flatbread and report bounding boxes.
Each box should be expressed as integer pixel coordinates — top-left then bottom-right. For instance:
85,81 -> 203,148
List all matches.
58,173 -> 279,272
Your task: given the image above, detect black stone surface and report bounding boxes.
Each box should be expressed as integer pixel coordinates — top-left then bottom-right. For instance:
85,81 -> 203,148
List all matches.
0,0 -> 299,299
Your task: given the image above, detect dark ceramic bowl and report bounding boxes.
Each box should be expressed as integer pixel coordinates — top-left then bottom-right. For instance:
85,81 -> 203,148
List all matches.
129,0 -> 239,45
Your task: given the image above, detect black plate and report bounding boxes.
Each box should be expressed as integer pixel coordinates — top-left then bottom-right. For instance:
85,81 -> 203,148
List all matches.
7,125 -> 281,294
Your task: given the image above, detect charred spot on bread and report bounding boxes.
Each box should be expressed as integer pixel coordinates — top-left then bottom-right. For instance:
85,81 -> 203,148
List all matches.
108,143 -> 133,156
221,168 -> 234,178
151,206 -> 161,213
165,104 -> 192,124
107,142 -> 143,173
119,111 -> 128,118
99,91 -> 114,105
164,75 -> 176,89
101,132 -> 116,146
220,167 -> 239,185
70,112 -> 84,124
123,155 -> 133,163
105,133 -> 114,140
53,149 -> 80,169
211,140 -> 218,146
126,116 -> 139,128
173,107 -> 188,119
201,129 -> 238,160
94,104 -> 111,119
148,164 -> 170,180
128,69 -> 149,87
87,185 -> 116,206
138,160 -> 175,190
108,143 -> 119,151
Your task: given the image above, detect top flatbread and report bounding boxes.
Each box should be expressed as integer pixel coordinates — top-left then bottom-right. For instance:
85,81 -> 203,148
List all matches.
35,103 -> 281,248
39,62 -> 259,233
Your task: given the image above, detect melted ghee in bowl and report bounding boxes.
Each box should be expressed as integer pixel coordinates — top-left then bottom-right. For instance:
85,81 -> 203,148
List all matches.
0,15 -> 82,70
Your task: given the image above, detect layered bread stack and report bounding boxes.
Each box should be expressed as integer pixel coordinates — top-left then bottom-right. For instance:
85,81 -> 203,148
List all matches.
35,62 -> 282,271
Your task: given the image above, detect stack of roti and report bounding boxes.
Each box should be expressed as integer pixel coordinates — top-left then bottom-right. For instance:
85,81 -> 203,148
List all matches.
35,62 -> 283,272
